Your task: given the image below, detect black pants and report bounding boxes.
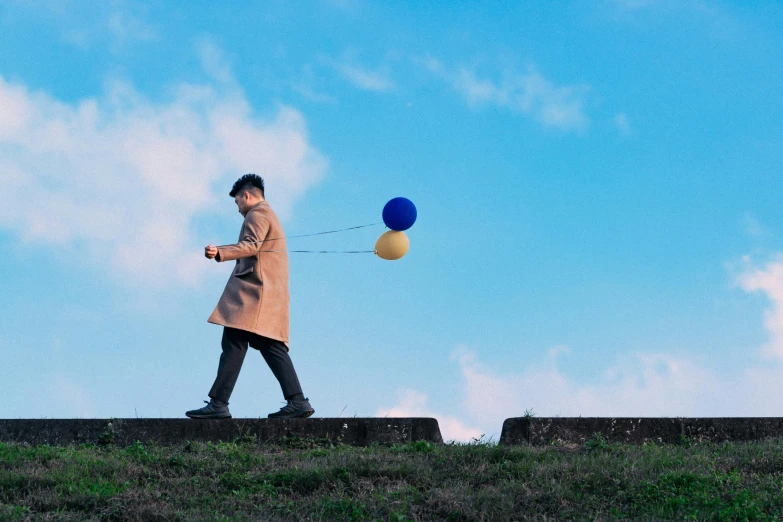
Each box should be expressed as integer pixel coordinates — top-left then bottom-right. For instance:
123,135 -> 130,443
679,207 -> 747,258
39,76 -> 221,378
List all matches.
208,327 -> 304,405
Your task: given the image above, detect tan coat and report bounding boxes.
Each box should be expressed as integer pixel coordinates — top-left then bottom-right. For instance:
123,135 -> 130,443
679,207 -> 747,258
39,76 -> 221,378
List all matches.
207,201 -> 290,346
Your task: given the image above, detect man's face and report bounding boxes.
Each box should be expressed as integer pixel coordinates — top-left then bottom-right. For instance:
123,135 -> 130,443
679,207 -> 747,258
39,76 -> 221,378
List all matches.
234,192 -> 250,216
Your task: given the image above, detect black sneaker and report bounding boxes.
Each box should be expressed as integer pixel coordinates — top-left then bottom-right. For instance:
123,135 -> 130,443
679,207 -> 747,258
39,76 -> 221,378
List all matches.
186,399 -> 232,419
268,398 -> 315,419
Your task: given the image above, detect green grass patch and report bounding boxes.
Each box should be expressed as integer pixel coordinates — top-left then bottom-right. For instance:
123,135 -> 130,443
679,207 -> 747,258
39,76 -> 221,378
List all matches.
2,437 -> 783,520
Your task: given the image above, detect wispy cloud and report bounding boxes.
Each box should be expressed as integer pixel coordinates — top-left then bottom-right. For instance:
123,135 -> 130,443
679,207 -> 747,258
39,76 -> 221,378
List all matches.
293,83 -> 338,104
613,112 -> 632,136
608,0 -> 742,39
198,39 -> 235,86
8,2 -> 159,51
742,212 -> 769,239
321,54 -> 395,92
421,56 -> 591,133
292,64 -> 338,104
336,63 -> 394,91
108,9 -> 157,45
0,43 -> 327,290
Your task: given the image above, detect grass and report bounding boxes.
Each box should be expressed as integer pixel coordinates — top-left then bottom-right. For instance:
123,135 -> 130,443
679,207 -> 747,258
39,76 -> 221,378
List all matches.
1,435 -> 783,521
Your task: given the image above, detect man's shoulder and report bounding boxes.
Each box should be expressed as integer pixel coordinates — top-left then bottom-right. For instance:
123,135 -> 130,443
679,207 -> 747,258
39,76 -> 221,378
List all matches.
245,203 -> 281,225
248,202 -> 278,217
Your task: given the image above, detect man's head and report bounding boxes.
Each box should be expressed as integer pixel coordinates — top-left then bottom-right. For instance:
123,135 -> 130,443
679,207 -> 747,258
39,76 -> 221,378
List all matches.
229,173 -> 265,216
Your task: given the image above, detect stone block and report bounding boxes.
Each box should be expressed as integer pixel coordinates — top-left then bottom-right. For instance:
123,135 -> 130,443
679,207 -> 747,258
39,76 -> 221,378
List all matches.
500,417 -> 783,445
0,418 -> 443,447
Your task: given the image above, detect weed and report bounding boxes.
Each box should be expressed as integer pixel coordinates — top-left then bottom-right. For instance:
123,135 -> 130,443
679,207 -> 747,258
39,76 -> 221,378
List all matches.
124,440 -> 150,462
306,448 -> 331,458
97,419 -> 117,446
231,434 -> 257,445
585,432 -> 610,452
678,433 -> 695,448
408,440 -> 434,453
468,433 -> 489,445
319,497 -> 370,520
0,503 -> 30,522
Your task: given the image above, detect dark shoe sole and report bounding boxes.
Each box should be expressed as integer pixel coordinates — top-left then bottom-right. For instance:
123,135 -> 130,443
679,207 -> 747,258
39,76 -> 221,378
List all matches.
268,409 -> 315,419
186,412 -> 232,419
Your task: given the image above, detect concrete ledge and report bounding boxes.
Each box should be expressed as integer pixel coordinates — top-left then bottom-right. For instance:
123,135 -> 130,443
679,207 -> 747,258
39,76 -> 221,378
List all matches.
500,417 -> 783,446
0,418 -> 443,447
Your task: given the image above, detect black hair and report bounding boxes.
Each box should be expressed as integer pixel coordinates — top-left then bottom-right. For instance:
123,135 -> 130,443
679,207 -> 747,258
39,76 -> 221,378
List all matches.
229,173 -> 265,198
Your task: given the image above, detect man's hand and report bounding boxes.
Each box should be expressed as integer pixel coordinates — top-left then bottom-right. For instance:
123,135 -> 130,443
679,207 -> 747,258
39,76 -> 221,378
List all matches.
205,245 -> 218,259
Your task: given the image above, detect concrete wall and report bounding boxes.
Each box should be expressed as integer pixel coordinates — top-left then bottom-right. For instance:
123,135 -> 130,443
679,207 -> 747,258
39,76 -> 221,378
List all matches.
500,417 -> 783,445
0,418 -> 443,447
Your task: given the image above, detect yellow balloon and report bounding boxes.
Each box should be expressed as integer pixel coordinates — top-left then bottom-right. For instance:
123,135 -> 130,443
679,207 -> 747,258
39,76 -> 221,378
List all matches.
375,230 -> 410,260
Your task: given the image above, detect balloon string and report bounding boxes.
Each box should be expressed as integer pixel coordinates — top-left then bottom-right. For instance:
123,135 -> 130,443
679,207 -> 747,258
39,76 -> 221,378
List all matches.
215,222 -> 384,248
257,250 -> 377,254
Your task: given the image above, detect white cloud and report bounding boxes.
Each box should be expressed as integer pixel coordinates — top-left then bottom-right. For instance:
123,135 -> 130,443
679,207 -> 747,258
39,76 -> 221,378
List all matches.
423,58 -> 590,132
459,346 -> 717,423
376,389 -> 484,443
0,80 -> 32,140
380,345 -> 722,443
48,375 -> 96,418
198,40 -> 234,86
0,44 -> 327,290
736,255 -> 783,362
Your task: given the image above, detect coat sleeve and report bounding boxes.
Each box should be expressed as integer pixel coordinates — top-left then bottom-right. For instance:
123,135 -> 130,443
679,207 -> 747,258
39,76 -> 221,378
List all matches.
215,212 -> 271,262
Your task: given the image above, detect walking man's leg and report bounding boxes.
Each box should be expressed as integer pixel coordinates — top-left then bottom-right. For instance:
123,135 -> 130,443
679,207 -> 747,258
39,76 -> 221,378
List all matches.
253,335 -> 314,418
209,327 -> 251,405
186,327 -> 249,419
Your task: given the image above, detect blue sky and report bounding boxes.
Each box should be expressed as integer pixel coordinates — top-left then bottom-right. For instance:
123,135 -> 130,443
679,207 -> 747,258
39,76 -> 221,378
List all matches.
1,0 -> 783,442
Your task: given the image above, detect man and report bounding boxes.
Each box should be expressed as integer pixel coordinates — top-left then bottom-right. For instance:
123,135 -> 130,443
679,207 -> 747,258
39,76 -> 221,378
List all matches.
186,173 -> 315,420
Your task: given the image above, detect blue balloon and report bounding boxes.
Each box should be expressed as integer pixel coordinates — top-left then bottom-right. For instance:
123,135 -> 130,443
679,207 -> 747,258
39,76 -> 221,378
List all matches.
382,197 -> 417,231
